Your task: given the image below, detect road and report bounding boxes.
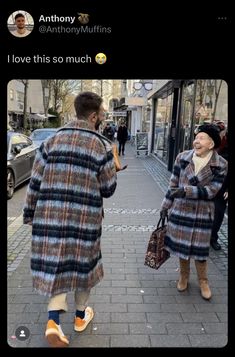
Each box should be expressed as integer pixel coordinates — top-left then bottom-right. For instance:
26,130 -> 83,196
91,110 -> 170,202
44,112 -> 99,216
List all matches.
7,182 -> 29,226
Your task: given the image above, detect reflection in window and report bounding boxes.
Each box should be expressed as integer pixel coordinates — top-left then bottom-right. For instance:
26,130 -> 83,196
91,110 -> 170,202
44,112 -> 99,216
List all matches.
179,82 -> 195,152
11,134 -> 31,151
194,80 -> 227,124
154,92 -> 173,163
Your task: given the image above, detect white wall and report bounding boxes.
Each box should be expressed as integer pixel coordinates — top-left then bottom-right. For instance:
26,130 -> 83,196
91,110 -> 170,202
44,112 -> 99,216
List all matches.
7,80 -> 24,112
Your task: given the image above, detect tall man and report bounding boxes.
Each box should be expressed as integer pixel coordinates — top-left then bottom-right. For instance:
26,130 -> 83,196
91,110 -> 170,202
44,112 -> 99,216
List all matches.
23,92 -> 117,347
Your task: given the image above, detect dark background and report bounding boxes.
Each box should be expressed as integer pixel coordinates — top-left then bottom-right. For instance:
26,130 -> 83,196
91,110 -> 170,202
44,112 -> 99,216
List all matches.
1,0 -> 233,352
1,1 -> 233,78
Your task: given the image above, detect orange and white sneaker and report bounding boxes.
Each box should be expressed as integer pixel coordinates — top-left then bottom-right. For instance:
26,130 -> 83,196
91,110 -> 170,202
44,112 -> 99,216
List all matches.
45,320 -> 69,347
74,306 -> 94,332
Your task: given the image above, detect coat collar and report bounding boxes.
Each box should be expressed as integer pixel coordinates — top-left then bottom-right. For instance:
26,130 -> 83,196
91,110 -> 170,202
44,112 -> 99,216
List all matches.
180,149 -> 221,186
182,149 -> 221,168
64,119 -> 95,131
60,120 -> 113,150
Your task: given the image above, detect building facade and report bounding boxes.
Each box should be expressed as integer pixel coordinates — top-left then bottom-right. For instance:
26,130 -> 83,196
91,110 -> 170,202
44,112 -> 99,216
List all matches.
148,79 -> 228,171
8,80 -> 45,130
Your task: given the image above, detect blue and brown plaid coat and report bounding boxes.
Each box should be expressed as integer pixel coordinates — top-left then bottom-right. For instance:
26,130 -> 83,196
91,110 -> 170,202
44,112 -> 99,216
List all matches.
161,149 -> 228,261
23,120 -> 117,297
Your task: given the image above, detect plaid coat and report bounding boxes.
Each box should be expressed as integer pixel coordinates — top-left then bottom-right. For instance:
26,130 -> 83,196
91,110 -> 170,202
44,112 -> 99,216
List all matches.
161,149 -> 228,260
23,120 -> 117,297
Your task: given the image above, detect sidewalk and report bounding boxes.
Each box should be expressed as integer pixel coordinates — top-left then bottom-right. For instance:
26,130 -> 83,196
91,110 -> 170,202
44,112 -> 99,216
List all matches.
7,142 -> 228,348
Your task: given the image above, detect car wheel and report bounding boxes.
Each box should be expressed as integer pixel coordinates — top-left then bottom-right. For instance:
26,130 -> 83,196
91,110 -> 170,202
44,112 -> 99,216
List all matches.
7,169 -> 15,199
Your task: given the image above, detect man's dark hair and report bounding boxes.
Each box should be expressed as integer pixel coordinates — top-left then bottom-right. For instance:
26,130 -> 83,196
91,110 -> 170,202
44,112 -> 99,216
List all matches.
74,92 -> 103,119
15,13 -> 25,20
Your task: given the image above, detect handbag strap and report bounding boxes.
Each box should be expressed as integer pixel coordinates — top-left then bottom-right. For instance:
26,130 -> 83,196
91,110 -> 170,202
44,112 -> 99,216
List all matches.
157,215 -> 168,229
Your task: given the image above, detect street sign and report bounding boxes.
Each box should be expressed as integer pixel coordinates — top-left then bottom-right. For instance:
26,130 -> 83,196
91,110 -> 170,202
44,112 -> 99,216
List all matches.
136,132 -> 148,156
108,111 -> 127,117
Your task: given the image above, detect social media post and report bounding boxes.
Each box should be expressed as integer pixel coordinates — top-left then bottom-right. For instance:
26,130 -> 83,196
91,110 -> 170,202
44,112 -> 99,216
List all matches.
3,2 -> 231,351
5,8 -> 113,72
7,79 -> 228,348
7,9 -> 111,38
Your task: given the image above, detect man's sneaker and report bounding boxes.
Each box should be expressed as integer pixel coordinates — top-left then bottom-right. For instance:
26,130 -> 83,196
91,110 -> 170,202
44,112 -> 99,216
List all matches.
45,320 -> 69,347
74,306 -> 94,332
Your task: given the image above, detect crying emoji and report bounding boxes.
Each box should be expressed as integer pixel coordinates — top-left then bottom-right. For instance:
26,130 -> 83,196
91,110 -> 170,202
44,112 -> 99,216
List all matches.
95,53 -> 107,65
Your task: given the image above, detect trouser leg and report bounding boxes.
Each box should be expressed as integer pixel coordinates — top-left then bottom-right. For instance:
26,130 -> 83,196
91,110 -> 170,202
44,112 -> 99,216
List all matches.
47,293 -> 68,312
118,142 -> 122,155
211,197 -> 227,242
74,289 -> 91,311
122,142 -> 125,154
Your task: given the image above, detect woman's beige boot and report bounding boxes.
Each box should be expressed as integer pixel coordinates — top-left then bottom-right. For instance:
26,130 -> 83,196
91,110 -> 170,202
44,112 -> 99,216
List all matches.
195,260 -> 212,300
177,258 -> 190,291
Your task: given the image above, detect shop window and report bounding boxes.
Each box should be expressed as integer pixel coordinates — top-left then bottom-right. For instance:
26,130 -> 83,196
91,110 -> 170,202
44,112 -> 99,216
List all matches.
179,82 -> 195,152
154,92 -> 173,163
194,80 -> 227,126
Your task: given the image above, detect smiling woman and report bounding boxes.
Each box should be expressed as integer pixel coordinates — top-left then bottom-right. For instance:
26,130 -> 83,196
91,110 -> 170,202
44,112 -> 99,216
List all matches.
160,123 -> 227,301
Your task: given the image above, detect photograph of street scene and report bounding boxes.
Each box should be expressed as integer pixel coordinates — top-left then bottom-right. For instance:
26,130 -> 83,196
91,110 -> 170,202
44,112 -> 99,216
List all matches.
7,79 -> 228,348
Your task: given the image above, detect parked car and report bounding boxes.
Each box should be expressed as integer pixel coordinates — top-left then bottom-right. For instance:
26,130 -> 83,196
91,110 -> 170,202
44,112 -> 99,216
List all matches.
30,128 -> 58,148
7,131 -> 37,199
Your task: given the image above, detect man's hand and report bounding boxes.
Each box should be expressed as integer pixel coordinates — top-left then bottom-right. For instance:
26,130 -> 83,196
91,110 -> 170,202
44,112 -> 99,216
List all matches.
169,187 -> 186,199
160,209 -> 168,219
223,191 -> 228,200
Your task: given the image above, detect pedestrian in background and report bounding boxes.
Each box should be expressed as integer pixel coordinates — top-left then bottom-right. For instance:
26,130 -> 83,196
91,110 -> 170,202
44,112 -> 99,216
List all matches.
23,92 -> 117,347
160,124 -> 227,300
117,121 -> 128,155
210,121 -> 228,250
103,122 -> 115,141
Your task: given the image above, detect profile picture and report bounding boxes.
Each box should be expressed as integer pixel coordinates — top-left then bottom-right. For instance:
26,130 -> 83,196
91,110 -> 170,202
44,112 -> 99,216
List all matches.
8,10 -> 34,37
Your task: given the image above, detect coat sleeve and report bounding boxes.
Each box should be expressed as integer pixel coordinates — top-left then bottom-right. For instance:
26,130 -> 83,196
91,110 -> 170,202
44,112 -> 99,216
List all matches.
161,153 -> 181,210
23,143 -> 48,223
98,148 -> 117,198
184,161 -> 228,200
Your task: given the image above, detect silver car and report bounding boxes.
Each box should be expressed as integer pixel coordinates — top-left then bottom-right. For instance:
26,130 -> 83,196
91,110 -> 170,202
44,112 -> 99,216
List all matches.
30,128 -> 58,148
7,132 -> 37,199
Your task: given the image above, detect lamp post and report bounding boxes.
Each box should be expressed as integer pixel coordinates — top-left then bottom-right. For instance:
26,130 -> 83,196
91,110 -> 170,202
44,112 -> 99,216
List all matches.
132,80 -> 153,132
133,80 -> 153,91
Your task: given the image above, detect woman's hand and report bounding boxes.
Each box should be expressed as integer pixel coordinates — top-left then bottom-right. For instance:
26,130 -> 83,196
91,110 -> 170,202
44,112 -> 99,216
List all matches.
160,209 -> 168,219
169,187 -> 186,199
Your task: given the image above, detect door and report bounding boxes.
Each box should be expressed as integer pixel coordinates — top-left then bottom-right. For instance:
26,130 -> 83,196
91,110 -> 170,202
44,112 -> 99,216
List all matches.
10,134 -> 34,184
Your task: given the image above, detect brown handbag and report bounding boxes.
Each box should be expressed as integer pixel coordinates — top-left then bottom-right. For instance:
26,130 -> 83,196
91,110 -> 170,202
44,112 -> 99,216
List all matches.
144,216 -> 170,270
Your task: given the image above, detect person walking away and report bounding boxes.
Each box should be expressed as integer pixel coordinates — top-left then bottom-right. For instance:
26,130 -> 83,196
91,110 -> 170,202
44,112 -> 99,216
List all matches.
210,121 -> 228,250
117,121 -> 128,155
103,123 -> 114,141
23,92 -> 117,347
160,124 -> 227,300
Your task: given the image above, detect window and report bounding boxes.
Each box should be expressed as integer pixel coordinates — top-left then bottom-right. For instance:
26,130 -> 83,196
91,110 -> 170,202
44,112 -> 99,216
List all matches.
154,92 -> 173,163
179,82 -> 195,151
16,91 -> 24,103
9,89 -> 14,101
11,134 -> 32,152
